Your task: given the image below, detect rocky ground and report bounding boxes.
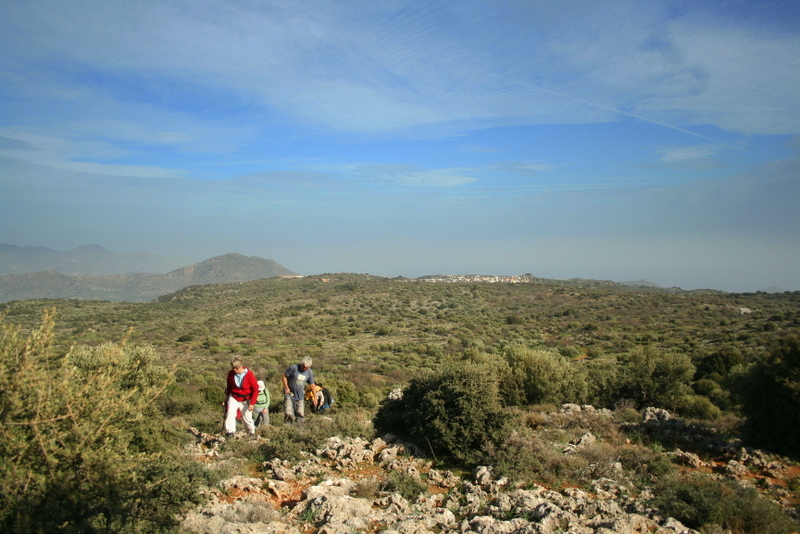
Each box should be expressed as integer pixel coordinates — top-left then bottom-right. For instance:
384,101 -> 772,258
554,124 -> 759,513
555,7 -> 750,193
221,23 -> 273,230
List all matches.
180,406 -> 800,534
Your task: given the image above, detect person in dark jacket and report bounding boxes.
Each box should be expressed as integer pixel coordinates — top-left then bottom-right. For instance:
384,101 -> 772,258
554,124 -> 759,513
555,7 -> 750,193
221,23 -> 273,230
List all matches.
224,357 -> 259,437
309,383 -> 334,414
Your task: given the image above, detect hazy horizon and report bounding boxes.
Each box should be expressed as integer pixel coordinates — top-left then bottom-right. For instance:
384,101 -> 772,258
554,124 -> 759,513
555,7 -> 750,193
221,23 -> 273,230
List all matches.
0,242 -> 793,293
2,1 -> 799,293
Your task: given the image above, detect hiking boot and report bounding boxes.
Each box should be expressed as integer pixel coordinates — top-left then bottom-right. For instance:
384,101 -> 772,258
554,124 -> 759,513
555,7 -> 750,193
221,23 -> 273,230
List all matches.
225,432 -> 234,438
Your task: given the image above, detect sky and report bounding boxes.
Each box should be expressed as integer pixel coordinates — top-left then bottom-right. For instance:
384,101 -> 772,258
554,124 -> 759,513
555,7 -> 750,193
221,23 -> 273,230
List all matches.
1,0 -> 799,292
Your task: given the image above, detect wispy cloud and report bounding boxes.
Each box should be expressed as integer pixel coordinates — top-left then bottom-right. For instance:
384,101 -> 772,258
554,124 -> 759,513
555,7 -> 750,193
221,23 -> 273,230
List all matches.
657,146 -> 720,163
3,0 -> 798,142
355,164 -> 477,187
634,144 -> 728,170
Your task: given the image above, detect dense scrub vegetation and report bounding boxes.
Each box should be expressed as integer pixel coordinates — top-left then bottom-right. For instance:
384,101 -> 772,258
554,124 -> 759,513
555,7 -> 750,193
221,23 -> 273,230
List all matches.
3,275 -> 798,418
2,275 -> 800,532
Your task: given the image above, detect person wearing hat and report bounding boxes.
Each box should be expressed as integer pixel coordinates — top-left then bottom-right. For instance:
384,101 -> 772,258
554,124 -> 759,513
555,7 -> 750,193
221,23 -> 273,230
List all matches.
254,380 -> 271,427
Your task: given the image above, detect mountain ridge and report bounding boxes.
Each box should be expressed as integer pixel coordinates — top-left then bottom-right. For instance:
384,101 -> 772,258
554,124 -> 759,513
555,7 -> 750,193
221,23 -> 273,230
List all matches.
0,253 -> 297,303
0,243 -> 195,276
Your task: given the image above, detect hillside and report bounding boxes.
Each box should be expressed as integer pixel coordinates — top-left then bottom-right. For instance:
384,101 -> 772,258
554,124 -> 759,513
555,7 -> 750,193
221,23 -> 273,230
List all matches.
2,274 -> 800,533
0,253 -> 297,302
3,273 -> 797,403
0,243 -> 193,275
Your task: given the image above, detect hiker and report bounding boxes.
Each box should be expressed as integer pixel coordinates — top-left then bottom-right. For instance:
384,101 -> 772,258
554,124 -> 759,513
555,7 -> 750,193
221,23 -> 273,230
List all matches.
223,357 -> 259,438
282,356 -> 314,424
316,383 -> 334,414
305,384 -> 320,412
254,380 -> 270,427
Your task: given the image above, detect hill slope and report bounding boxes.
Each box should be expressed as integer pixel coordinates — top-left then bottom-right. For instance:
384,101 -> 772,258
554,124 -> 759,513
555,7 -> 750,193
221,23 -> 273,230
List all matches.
0,253 -> 297,302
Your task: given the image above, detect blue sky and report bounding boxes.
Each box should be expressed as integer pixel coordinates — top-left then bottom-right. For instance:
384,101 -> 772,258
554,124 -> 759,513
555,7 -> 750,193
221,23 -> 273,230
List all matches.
1,0 -> 799,292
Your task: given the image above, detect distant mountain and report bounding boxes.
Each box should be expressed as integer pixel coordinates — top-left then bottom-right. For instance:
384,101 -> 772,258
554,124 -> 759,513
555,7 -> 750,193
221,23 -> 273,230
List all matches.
0,244 -> 194,276
0,253 -> 298,303
621,279 -> 662,288
759,286 -> 783,293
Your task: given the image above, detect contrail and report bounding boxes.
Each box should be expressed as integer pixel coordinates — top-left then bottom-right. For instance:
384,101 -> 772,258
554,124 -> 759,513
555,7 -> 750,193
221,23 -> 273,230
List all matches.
447,60 -> 723,144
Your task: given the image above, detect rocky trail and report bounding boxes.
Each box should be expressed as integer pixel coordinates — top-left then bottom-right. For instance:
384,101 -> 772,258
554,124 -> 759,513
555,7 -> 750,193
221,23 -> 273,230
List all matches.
181,406 -> 800,534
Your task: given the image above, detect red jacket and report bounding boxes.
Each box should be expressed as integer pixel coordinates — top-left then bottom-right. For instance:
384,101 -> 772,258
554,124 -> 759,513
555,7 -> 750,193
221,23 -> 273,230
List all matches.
225,367 -> 259,405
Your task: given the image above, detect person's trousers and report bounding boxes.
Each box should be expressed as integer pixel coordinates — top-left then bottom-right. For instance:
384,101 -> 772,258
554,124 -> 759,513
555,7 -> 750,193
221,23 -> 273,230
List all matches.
225,396 -> 255,434
254,406 -> 270,426
284,394 -> 305,423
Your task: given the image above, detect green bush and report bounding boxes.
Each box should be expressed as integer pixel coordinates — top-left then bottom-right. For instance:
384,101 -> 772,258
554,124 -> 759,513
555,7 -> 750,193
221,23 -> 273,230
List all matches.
506,315 -> 525,325
373,362 -> 511,465
381,471 -> 427,502
616,346 -> 695,410
675,394 -> 721,421
695,347 -> 744,381
502,345 -> 587,406
737,335 -> 800,457
254,421 -> 329,463
0,308 -> 212,534
692,378 -> 734,411
492,429 -> 593,487
651,472 -> 798,533
583,356 -> 619,408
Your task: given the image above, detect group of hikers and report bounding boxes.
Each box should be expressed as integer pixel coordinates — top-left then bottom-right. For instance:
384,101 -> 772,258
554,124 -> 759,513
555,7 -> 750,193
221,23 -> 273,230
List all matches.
223,356 -> 334,437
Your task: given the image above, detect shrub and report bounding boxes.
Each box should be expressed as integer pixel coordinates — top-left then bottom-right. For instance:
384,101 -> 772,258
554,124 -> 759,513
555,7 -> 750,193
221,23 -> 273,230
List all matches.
502,345 -> 587,406
0,308 -> 212,533
492,429 -> 586,487
651,472 -> 798,533
675,394 -> 721,421
352,477 -> 381,499
693,378 -> 734,411
583,356 -> 619,407
695,347 -> 744,381
254,419 -> 330,463
736,335 -> 800,457
616,346 -> 695,410
506,315 -> 524,325
373,362 -> 510,465
380,471 -> 427,502
645,454 -> 675,478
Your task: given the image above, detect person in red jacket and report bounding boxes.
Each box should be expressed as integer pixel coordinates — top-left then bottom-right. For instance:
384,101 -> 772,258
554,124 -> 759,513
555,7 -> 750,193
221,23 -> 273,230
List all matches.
224,357 -> 259,438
